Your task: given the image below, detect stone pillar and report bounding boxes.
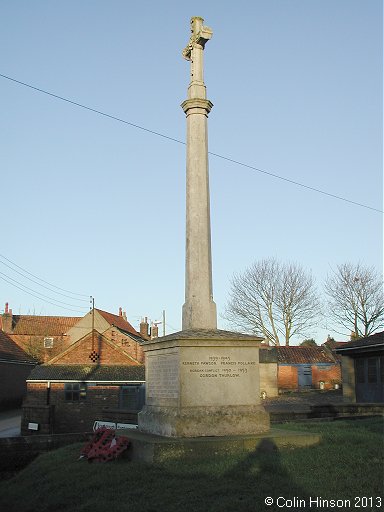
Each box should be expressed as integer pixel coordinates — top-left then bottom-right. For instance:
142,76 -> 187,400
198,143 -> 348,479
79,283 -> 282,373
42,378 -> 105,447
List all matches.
181,17 -> 217,331
340,356 -> 357,402
138,17 -> 270,439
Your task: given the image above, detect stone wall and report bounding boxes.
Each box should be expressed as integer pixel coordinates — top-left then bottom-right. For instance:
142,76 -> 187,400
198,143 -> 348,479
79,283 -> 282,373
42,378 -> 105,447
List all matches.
259,362 -> 278,397
340,356 -> 356,401
0,432 -> 89,475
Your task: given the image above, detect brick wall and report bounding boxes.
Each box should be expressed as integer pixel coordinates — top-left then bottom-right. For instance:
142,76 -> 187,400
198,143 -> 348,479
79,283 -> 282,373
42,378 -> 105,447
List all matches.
278,365 -> 298,391
22,382 -> 124,434
11,335 -> 69,363
104,327 -> 144,364
54,333 -> 141,365
52,384 -> 121,433
21,404 -> 54,435
312,364 -> 342,390
277,364 -> 341,392
102,408 -> 139,424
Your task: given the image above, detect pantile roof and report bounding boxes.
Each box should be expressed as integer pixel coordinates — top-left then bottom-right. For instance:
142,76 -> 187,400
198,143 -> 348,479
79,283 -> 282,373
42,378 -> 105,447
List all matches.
96,309 -> 141,337
259,346 -> 337,364
11,315 -> 80,336
0,330 -> 36,363
27,364 -> 145,382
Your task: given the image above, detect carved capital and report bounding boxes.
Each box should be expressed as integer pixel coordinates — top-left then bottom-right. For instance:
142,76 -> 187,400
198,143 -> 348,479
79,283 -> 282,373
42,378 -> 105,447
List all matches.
181,98 -> 213,115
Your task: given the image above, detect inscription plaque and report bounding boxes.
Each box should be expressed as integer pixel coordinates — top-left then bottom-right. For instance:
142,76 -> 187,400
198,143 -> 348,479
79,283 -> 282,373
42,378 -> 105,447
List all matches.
147,352 -> 178,405
180,346 -> 260,407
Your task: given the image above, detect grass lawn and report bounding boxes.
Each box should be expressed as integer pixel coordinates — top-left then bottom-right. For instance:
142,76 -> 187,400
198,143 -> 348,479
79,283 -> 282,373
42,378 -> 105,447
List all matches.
0,418 -> 383,512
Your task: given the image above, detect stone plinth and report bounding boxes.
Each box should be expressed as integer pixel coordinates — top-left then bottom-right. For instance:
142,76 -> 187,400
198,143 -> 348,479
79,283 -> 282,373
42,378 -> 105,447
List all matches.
138,330 -> 270,437
119,429 -> 321,464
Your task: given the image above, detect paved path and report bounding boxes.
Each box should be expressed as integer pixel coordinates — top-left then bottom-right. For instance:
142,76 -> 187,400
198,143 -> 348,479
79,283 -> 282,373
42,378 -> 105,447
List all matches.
0,409 -> 21,437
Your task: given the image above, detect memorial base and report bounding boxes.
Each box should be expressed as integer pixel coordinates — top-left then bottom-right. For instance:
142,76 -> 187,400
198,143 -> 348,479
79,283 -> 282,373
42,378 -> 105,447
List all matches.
139,404 -> 269,438
138,329 -> 270,438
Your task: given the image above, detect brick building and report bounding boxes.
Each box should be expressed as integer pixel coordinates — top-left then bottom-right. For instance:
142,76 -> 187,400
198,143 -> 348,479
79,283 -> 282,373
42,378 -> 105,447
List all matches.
22,364 -> 145,435
1,304 -> 149,363
21,328 -> 146,435
260,345 -> 341,394
1,303 -> 81,362
0,330 -> 36,409
20,307 -> 149,435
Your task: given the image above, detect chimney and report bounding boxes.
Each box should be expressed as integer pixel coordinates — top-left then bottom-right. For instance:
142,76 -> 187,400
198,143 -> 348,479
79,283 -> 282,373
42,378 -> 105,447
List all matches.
119,307 -> 123,317
122,310 -> 127,321
140,317 -> 149,340
2,302 -> 13,333
150,322 -> 159,340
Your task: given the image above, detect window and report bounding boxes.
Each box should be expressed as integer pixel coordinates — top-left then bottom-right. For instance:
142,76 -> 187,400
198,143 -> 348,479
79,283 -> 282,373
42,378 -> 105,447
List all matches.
65,383 -> 87,402
44,337 -> 54,348
119,385 -> 145,410
367,358 -> 378,383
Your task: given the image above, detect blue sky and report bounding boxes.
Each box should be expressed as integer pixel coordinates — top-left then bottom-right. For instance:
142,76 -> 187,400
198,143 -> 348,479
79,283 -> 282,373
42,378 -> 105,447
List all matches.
0,0 -> 382,343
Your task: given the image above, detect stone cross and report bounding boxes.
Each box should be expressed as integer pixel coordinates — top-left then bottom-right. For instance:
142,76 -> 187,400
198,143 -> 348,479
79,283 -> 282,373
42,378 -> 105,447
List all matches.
182,17 -> 212,98
181,17 -> 217,330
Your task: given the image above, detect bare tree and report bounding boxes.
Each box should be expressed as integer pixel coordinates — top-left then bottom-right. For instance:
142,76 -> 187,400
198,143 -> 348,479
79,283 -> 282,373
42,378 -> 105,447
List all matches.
325,262 -> 384,338
225,258 -> 320,346
24,336 -> 44,363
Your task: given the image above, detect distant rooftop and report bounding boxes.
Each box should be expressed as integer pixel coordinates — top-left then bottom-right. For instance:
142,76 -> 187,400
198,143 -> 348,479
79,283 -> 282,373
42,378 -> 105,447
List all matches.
0,330 -> 36,364
27,364 -> 145,382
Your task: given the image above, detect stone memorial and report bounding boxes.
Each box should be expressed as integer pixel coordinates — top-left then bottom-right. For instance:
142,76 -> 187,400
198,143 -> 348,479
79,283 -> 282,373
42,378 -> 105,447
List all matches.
138,16 -> 269,438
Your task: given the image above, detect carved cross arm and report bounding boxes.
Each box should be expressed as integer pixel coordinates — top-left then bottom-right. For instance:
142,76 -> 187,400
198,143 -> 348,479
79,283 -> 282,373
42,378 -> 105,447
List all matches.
182,25 -> 213,61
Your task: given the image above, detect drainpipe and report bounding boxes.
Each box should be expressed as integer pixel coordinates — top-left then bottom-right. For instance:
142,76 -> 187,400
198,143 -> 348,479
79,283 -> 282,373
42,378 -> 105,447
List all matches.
46,381 -> 51,405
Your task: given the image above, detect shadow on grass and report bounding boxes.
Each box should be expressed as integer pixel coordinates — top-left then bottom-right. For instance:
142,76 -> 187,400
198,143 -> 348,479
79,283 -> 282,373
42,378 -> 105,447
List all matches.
2,419 -> 382,512
215,439 -> 332,512
157,438 -> 336,512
